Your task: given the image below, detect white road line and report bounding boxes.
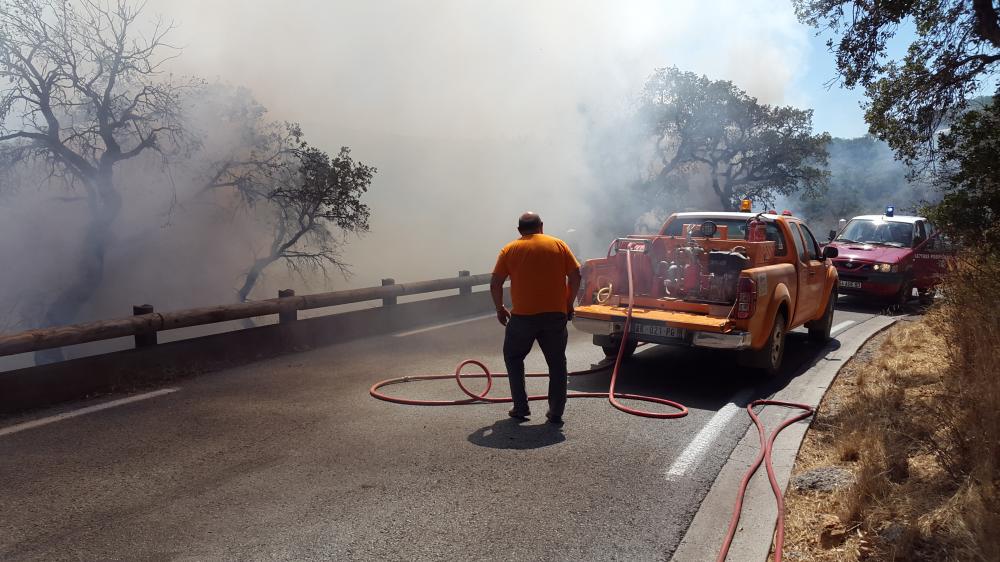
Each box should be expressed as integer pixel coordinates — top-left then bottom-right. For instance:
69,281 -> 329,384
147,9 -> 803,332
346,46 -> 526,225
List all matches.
831,320 -> 856,336
667,388 -> 755,479
0,388 -> 179,438
393,314 -> 495,337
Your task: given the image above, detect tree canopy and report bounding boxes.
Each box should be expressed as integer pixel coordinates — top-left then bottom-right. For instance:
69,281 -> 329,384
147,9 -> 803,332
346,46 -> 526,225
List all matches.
927,98 -> 1000,251
0,0 -> 193,361
794,0 -> 1000,165
201,115 -> 374,302
639,67 -> 831,210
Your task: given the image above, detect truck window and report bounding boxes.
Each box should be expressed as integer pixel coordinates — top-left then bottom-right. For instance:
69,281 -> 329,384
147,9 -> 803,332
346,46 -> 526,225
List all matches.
789,223 -> 809,262
799,223 -> 822,260
836,218 -> 914,247
764,223 -> 788,256
923,222 -> 938,251
914,221 -> 928,247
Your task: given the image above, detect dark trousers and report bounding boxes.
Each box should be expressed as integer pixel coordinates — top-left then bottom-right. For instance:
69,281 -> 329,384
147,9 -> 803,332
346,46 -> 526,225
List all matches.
503,312 -> 569,416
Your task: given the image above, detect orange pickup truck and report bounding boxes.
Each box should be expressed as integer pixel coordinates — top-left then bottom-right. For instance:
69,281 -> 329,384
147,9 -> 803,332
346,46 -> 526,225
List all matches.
573,210 -> 839,374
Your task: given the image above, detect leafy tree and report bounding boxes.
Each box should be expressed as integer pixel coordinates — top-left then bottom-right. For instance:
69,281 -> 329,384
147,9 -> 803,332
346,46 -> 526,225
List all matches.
794,0 -> 1000,166
639,67 -> 831,210
0,0 -> 193,360
926,96 -> 999,251
203,122 -> 374,302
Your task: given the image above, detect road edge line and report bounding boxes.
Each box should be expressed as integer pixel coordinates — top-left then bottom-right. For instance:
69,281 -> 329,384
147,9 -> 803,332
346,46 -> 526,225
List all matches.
0,388 -> 180,438
393,314 -> 495,337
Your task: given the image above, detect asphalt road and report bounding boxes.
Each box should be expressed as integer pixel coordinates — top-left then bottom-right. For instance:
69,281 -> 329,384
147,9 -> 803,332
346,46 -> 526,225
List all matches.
0,298 -> 912,561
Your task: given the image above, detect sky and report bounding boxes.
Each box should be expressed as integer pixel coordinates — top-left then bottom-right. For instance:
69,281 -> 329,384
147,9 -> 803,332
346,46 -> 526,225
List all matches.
793,23 -> 919,138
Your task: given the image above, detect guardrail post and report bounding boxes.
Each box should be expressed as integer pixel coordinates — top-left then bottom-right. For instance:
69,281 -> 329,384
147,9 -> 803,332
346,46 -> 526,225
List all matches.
278,289 -> 297,323
132,304 -> 157,348
381,278 -> 397,306
458,270 -> 471,296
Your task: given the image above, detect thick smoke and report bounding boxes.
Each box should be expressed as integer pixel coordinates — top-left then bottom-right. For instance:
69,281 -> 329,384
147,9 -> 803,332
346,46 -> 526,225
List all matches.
1,0 -> 812,350
145,0 -> 810,276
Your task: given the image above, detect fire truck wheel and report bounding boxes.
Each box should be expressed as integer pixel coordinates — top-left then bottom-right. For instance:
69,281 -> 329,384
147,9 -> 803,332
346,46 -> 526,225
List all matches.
894,279 -> 914,305
742,312 -> 786,376
807,291 -> 836,343
918,287 -> 937,304
602,339 -> 637,359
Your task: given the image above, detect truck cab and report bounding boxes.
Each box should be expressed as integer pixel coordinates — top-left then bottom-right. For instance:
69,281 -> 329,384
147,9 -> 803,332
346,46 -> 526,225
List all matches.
573,209 -> 839,375
825,210 -> 954,304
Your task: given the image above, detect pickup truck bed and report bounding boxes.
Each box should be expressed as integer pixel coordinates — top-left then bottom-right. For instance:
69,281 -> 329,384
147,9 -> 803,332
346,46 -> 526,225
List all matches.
573,212 -> 839,374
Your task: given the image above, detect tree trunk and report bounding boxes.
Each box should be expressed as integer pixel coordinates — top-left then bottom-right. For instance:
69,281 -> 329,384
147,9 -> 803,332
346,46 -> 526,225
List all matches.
34,174 -> 121,365
711,174 -> 730,211
236,255 -> 278,329
237,256 -> 278,303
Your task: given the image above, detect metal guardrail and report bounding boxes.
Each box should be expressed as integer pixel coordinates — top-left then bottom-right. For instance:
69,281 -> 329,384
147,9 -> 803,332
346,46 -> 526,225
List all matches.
0,271 -> 492,357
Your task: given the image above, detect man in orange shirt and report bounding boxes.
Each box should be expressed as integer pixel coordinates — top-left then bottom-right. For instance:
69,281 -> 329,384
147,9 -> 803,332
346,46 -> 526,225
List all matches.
490,212 -> 581,424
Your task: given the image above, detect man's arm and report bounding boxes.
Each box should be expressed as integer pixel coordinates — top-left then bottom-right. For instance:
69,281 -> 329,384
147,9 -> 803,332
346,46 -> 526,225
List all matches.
566,268 -> 582,320
490,273 -> 511,326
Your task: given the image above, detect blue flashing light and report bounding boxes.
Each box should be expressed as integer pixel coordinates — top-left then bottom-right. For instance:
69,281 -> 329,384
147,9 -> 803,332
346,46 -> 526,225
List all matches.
885,205 -> 895,217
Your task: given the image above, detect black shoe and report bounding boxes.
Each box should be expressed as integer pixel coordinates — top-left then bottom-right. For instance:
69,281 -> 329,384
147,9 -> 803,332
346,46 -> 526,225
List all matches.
508,408 -> 530,421
545,411 -> 564,424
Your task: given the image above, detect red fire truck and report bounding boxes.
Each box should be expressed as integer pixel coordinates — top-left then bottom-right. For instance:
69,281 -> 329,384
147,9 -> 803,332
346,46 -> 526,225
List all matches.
824,207 -> 955,304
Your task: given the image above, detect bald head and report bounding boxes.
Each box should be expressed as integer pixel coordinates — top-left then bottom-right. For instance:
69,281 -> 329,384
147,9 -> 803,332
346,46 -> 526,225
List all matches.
517,212 -> 543,235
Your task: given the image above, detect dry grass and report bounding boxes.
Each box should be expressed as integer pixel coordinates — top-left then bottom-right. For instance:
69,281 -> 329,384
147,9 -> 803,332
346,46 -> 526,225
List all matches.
781,253 -> 1000,561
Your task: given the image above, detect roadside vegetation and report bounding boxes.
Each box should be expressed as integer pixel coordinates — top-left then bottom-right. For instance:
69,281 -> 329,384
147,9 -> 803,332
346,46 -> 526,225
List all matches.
783,253 -> 1000,560
786,1 -> 1000,559
786,0 -> 1000,561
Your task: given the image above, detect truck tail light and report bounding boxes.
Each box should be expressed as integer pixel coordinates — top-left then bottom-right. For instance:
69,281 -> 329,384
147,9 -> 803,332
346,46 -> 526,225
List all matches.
736,277 -> 756,319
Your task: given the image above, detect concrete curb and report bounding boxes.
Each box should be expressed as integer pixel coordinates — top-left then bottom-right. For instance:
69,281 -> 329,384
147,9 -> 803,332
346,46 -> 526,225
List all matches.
670,314 -> 899,562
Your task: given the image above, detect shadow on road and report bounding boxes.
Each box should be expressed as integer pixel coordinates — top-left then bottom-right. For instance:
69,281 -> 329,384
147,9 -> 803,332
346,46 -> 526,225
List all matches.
565,332 -> 847,415
836,293 -> 932,317
467,417 -> 565,450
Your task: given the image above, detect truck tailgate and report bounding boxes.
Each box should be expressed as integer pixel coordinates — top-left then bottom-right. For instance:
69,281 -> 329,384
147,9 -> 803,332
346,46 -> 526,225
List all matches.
574,304 -> 732,333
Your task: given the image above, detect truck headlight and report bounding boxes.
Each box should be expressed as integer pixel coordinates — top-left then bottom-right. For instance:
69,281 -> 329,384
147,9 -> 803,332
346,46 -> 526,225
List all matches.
873,263 -> 898,273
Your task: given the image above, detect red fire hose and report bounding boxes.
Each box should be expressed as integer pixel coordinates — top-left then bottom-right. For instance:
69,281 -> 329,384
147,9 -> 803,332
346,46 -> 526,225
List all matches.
716,399 -> 814,562
369,248 -> 813,560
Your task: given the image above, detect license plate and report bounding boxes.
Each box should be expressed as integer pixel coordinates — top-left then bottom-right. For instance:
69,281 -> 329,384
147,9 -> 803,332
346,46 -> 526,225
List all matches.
614,321 -> 684,340
839,280 -> 862,289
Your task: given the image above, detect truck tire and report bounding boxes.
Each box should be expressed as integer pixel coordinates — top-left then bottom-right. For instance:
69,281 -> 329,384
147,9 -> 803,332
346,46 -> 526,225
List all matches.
894,279 -> 913,305
742,312 -> 786,376
807,291 -> 836,343
602,338 -> 637,360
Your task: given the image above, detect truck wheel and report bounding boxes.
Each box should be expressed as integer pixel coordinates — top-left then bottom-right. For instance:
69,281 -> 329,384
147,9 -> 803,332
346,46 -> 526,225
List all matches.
602,339 -> 637,360
894,279 -> 913,305
808,291 -> 836,343
743,312 -> 786,376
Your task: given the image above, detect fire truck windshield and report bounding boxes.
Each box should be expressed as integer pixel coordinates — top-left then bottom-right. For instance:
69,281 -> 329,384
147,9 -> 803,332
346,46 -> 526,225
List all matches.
836,219 -> 913,248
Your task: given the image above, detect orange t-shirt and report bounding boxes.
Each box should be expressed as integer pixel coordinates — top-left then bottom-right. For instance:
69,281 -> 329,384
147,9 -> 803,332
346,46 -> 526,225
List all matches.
493,233 -> 580,315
